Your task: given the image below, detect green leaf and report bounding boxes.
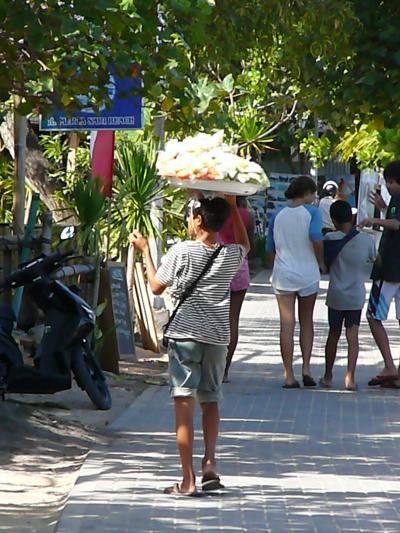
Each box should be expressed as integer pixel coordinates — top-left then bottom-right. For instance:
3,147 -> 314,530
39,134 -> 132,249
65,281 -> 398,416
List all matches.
220,74 -> 234,93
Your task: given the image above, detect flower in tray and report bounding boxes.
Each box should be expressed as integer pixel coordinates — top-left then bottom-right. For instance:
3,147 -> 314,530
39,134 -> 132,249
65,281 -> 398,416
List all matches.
157,131 -> 269,188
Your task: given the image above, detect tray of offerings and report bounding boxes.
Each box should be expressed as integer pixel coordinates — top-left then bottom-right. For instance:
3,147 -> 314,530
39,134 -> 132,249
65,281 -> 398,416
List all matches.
167,177 -> 261,196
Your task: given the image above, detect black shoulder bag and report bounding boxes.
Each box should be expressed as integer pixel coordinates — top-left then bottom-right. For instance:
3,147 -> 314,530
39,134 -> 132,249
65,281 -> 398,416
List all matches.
162,245 -> 223,348
323,227 -> 359,270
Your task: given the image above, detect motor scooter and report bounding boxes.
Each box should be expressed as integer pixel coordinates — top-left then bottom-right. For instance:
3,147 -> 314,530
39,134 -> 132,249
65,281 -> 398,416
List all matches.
0,248 -> 112,410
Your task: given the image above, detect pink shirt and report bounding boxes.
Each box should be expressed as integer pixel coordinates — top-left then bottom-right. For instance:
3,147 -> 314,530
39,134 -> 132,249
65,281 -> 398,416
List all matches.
219,208 -> 251,292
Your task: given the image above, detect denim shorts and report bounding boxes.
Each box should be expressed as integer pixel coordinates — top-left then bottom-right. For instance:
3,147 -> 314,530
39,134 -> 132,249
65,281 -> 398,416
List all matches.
274,281 -> 319,297
167,339 -> 227,403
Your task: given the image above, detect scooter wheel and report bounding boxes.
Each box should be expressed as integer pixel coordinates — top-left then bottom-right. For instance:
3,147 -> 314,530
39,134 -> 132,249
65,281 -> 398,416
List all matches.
71,345 -> 112,410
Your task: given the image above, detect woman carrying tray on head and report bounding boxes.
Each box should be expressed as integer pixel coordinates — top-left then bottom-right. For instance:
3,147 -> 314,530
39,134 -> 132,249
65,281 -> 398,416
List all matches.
219,196 -> 254,382
129,195 -> 250,496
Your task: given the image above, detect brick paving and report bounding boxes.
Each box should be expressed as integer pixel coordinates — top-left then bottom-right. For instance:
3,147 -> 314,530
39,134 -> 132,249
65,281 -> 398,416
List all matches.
56,272 -> 400,532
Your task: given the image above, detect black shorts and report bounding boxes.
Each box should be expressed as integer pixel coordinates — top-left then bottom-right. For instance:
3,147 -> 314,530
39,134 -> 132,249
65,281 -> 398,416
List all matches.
328,308 -> 362,330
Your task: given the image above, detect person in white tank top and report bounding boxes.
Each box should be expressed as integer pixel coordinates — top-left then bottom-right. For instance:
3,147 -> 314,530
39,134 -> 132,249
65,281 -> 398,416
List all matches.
267,176 -> 327,388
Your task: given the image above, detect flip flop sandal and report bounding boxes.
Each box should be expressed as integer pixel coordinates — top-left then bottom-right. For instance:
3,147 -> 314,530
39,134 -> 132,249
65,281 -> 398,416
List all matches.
201,473 -> 225,491
302,374 -> 316,387
282,381 -> 300,389
380,381 -> 400,389
368,374 -> 398,386
163,483 -> 200,497
318,378 -> 332,389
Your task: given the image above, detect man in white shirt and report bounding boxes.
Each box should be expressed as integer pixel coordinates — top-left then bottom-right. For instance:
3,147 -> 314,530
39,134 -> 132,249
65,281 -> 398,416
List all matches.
319,180 -> 339,235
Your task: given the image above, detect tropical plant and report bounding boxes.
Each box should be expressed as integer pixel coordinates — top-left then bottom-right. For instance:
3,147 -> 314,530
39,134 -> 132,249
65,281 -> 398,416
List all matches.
0,156 -> 14,223
39,132 -> 91,192
110,141 -> 165,256
70,177 -> 107,256
335,123 -> 400,170
162,187 -> 188,246
232,108 -> 277,159
299,133 -> 334,168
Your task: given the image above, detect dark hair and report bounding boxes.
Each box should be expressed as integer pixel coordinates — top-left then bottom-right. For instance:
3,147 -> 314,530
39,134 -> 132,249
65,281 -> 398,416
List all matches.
285,175 -> 317,200
236,196 -> 248,208
330,200 -> 352,224
383,161 -> 400,184
192,197 -> 230,231
323,183 -> 338,197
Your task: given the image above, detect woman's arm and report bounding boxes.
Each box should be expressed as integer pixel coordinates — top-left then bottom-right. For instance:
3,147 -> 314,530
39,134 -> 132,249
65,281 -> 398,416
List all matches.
128,231 -> 167,295
247,212 -> 255,256
225,196 -> 251,254
312,240 -> 327,274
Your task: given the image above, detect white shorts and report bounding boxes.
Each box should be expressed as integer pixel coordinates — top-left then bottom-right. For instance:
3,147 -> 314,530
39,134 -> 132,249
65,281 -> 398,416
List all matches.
367,280 -> 400,320
274,281 -> 319,298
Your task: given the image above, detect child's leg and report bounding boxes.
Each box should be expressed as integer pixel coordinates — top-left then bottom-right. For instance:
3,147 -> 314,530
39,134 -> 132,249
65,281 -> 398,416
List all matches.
322,328 -> 341,386
198,344 -> 226,480
276,292 -> 297,385
345,325 -> 359,390
224,289 -> 247,382
167,339 -> 202,493
321,308 -> 343,386
174,397 -> 196,492
343,310 -> 362,390
200,401 -> 219,475
297,291 -> 318,377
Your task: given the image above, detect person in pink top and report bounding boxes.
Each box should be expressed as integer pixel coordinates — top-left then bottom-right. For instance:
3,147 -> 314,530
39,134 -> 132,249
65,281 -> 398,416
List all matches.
219,196 -> 254,382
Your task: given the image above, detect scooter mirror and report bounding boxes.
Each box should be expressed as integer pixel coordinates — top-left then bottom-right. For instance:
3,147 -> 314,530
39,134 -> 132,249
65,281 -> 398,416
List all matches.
60,226 -> 76,241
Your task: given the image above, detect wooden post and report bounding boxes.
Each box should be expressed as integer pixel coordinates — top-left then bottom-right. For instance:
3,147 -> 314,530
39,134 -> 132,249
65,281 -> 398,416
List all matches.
12,192 -> 40,318
126,244 -> 136,329
150,114 -> 165,309
66,133 -> 80,175
13,97 -> 27,236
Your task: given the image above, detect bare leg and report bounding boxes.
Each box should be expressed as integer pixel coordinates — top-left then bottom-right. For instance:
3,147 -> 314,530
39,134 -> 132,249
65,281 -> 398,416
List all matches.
276,293 -> 297,385
368,317 -> 397,375
322,327 -> 341,386
345,325 -> 359,390
298,292 -> 317,377
174,397 -> 196,492
201,401 -> 220,475
223,289 -> 247,382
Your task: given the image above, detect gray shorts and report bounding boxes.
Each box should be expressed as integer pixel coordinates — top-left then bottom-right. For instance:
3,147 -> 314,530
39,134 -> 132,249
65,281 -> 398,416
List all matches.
167,339 -> 227,403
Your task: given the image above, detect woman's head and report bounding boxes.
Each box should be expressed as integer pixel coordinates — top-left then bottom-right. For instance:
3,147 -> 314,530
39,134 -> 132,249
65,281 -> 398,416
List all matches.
186,196 -> 230,237
285,175 -> 317,202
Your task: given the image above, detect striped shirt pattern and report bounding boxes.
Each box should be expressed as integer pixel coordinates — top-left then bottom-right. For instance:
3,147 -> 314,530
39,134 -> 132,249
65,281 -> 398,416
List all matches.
156,240 -> 246,345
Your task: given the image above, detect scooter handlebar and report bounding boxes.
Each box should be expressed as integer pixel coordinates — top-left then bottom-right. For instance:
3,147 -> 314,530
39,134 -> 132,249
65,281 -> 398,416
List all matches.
0,250 -> 75,289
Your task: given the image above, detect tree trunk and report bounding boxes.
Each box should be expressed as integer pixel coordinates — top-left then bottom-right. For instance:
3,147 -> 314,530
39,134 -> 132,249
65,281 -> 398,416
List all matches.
0,112 -> 78,224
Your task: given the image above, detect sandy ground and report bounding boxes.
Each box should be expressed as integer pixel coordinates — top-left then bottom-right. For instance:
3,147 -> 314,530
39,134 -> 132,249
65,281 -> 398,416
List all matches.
0,348 -> 168,533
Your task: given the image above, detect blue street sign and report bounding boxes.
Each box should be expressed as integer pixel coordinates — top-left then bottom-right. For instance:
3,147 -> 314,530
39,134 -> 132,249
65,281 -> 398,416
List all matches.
40,68 -> 143,131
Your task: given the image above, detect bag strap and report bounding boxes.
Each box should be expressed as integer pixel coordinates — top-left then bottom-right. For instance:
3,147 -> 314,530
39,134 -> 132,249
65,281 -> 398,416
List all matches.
326,227 -> 359,267
341,227 -> 359,246
164,244 -> 223,336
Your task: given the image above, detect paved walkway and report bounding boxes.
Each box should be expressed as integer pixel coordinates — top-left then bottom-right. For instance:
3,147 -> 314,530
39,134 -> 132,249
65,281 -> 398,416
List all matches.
56,271 -> 400,532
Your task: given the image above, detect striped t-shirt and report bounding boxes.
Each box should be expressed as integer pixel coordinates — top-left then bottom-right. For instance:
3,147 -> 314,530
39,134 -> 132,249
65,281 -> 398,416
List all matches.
156,240 -> 246,345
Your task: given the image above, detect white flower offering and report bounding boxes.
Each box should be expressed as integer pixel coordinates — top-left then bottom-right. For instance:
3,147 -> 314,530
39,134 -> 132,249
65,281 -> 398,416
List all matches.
157,131 -> 269,191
